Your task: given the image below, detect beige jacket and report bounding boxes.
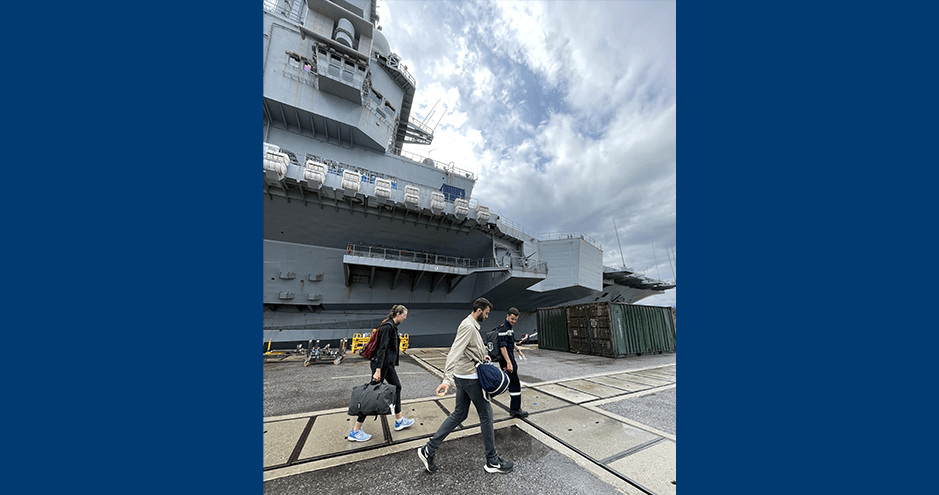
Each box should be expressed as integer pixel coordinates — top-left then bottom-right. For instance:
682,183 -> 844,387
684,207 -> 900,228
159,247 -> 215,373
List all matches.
442,314 -> 488,389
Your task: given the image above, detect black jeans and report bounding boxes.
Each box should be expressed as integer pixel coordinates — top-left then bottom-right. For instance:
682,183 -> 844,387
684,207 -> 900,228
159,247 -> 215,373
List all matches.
356,364 -> 402,423
425,376 -> 498,464
498,353 -> 522,410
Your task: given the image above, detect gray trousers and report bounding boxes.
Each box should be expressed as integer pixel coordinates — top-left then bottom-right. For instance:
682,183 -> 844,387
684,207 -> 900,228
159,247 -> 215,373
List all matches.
425,376 -> 498,464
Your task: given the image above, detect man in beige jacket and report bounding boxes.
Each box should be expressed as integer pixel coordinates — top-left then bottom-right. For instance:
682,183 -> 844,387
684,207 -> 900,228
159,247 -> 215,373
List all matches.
417,297 -> 515,474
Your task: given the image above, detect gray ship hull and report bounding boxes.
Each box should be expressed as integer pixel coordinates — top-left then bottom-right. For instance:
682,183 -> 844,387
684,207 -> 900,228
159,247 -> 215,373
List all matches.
261,0 -> 673,349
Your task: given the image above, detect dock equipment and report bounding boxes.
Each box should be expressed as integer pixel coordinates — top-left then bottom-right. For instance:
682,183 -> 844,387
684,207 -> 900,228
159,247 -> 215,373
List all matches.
263,338 -> 348,366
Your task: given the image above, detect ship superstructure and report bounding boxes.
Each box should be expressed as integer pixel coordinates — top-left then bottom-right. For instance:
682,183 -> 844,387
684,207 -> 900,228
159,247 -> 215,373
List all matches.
262,0 -> 674,347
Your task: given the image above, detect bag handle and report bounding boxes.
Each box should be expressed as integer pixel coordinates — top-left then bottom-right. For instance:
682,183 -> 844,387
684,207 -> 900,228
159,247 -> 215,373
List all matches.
466,347 -> 492,366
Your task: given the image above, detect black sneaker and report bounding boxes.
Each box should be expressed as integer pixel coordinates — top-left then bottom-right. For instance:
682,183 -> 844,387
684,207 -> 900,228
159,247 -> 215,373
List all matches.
509,409 -> 529,418
484,457 -> 514,474
417,445 -> 438,473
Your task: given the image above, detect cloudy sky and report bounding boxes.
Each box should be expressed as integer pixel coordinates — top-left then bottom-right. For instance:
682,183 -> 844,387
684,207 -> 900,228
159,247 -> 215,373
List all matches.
378,0 -> 676,307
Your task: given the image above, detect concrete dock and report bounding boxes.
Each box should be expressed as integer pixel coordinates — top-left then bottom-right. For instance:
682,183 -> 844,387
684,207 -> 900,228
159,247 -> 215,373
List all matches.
264,346 -> 676,494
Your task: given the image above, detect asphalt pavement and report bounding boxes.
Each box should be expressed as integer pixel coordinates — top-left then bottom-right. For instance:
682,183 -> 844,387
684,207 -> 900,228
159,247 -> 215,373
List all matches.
263,346 -> 676,494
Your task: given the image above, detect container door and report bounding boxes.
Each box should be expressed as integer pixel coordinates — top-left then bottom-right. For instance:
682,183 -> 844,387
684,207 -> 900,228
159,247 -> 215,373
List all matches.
536,306 -> 569,351
590,303 -> 615,357
567,305 -> 589,354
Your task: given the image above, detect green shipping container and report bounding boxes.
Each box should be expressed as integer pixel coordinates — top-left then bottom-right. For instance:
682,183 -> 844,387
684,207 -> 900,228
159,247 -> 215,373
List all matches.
536,306 -> 569,351
536,302 -> 676,358
609,303 -> 677,356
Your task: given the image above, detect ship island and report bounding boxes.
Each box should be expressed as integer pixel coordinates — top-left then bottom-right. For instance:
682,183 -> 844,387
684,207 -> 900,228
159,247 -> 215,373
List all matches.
262,0 -> 675,348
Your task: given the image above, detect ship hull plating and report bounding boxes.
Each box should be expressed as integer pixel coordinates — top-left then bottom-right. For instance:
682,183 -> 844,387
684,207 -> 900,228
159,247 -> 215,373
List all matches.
261,0 -> 672,348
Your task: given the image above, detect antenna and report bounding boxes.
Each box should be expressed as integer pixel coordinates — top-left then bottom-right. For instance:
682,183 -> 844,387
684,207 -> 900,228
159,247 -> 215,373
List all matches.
666,243 -> 676,281
612,218 -> 626,268
422,99 -> 440,126
433,107 -> 448,131
652,241 -> 661,280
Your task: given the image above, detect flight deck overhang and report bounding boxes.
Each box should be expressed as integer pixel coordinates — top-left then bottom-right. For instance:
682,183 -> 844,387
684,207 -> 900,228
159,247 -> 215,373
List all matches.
342,243 -> 547,294
342,251 -> 473,294
262,143 -> 495,245
602,269 -> 676,291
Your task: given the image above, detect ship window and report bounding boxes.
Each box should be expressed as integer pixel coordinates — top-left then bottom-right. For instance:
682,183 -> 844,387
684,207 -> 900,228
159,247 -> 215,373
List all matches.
287,54 -> 300,68
384,101 -> 396,113
371,87 -> 383,101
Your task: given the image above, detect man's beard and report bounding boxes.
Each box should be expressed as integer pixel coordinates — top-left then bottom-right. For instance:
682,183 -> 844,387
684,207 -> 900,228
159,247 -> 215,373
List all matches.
476,314 -> 486,322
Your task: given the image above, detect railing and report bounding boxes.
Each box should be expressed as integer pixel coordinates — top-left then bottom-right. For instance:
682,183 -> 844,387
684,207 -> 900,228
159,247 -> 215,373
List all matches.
494,214 -> 540,242
372,52 -> 416,89
484,211 -> 601,251
346,244 -> 548,275
346,244 -> 495,270
392,148 -> 475,181
407,116 -> 434,137
538,231 -> 602,251
508,255 -> 549,274
264,0 -> 305,24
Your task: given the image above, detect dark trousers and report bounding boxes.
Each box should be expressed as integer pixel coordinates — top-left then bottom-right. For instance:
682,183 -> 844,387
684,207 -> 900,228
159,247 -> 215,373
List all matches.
356,364 -> 402,423
498,353 -> 522,411
426,376 -> 498,464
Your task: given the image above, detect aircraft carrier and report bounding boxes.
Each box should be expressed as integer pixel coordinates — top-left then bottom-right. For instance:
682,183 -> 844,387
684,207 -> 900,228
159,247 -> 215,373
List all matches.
262,0 -> 675,348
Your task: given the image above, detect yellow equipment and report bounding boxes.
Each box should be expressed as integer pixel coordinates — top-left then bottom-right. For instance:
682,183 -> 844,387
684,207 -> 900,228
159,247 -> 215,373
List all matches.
350,332 -> 370,355
350,331 -> 410,356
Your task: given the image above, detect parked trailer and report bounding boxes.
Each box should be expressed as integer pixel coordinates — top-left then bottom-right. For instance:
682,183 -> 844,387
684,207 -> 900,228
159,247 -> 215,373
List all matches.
536,302 -> 676,358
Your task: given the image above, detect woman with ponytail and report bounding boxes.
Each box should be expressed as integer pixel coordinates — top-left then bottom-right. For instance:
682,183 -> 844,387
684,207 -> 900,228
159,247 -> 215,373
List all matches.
347,304 -> 414,441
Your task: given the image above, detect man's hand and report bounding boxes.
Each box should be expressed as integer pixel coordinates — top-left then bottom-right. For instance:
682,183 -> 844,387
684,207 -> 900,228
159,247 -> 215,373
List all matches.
501,347 -> 512,372
435,383 -> 449,396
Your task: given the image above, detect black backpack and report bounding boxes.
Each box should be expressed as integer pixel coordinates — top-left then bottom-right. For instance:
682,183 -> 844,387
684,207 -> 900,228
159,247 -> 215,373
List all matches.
483,326 -> 502,361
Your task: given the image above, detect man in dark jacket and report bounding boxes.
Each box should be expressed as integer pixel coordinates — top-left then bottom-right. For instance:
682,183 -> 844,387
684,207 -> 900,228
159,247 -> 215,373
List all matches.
496,308 -> 528,418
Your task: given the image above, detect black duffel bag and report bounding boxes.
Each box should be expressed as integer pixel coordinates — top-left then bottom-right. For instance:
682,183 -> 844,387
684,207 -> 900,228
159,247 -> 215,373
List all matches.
348,381 -> 396,417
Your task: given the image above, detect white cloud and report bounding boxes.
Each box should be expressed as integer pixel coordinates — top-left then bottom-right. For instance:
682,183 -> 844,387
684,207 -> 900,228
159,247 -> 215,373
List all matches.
383,0 -> 677,306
